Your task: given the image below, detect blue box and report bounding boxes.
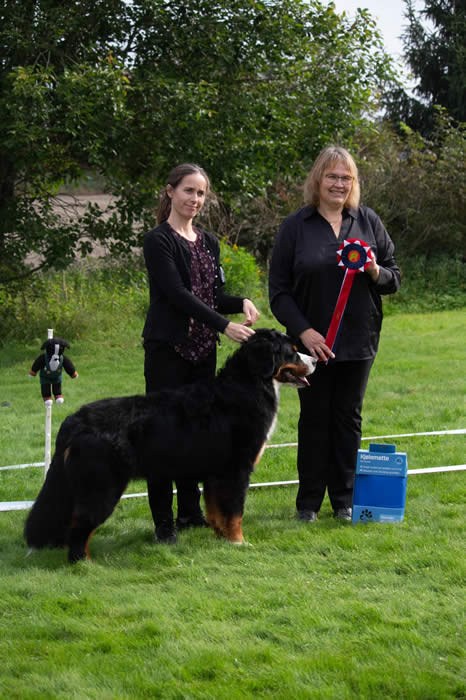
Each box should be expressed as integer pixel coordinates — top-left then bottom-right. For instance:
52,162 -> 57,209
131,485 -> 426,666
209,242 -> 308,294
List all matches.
352,443 -> 408,524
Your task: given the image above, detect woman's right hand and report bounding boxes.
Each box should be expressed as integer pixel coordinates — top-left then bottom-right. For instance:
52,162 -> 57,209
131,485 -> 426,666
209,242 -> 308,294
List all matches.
299,328 -> 335,362
224,322 -> 256,344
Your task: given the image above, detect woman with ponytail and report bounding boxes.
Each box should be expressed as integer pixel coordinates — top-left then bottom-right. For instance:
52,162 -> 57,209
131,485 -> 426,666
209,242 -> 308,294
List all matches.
142,163 -> 260,544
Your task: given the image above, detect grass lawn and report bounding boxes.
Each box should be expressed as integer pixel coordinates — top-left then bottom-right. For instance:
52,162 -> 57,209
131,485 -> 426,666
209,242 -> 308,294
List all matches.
0,309 -> 465,699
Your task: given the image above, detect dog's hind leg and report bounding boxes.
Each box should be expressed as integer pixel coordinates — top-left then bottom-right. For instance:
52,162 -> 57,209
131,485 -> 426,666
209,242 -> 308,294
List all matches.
68,514 -> 97,563
67,481 -> 127,563
65,436 -> 129,563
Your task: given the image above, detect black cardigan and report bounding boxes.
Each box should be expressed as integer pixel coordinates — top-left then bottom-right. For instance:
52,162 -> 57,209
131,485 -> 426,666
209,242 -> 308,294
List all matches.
269,205 -> 401,361
142,222 -> 244,344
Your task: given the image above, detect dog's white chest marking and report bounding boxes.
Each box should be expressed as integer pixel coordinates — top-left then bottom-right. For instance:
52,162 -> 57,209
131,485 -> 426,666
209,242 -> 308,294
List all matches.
253,382 -> 280,470
267,380 -> 281,440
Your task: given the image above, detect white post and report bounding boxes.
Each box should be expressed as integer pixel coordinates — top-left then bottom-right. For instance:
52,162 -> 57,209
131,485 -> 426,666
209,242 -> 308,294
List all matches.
44,328 -> 53,478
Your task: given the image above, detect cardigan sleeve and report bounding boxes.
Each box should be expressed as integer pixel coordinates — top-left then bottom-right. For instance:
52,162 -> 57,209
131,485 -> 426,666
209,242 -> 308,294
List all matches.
268,215 -> 313,337
144,230 -> 230,333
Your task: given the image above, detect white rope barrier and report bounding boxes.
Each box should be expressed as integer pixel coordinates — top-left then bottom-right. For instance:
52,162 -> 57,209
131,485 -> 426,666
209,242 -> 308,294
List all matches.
1,428 -> 464,511
2,428 -> 464,472
0,462 -> 44,471
266,428 -> 466,449
1,465 -> 464,512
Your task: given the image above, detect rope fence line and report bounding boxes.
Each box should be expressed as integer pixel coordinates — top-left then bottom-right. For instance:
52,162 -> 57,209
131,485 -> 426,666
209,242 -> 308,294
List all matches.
1,429 -> 465,472
1,428 -> 464,512
1,465 -> 465,513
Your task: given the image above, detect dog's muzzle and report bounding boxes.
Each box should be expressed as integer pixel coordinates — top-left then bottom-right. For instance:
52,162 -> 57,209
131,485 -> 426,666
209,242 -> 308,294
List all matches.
274,354 -> 316,388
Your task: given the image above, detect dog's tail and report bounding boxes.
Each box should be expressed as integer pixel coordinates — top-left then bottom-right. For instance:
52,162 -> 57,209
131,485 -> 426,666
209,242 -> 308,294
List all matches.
24,449 -> 73,549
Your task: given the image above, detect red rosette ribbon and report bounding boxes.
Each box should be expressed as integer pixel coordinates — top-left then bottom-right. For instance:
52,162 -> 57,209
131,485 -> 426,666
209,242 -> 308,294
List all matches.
324,239 -> 373,352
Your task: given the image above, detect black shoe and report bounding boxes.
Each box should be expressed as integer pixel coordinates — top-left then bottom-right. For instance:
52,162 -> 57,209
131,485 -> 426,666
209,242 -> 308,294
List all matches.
176,514 -> 209,531
155,521 -> 178,544
297,509 -> 318,522
333,507 -> 352,521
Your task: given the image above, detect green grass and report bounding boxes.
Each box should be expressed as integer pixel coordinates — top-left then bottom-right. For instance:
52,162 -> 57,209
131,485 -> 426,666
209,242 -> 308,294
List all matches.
0,309 -> 465,699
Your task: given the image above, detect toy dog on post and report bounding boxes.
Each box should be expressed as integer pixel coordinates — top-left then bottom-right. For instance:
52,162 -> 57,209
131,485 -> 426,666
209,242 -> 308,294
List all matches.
29,338 -> 78,405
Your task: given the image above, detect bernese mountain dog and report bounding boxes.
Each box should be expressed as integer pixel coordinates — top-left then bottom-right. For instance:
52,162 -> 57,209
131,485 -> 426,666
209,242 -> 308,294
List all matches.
25,329 -> 315,562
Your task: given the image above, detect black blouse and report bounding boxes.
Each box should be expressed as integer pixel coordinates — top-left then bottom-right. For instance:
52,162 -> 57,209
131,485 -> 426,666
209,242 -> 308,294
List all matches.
269,205 -> 401,361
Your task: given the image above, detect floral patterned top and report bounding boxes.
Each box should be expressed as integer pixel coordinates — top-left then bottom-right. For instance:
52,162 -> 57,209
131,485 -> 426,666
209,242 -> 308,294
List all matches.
172,227 -> 218,363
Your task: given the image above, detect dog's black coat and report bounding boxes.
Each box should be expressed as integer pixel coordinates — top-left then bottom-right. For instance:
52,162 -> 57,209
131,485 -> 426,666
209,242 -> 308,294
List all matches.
24,329 -> 314,562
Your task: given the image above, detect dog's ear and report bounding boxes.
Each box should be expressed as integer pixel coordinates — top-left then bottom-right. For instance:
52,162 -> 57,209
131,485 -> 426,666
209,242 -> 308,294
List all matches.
246,340 -> 276,379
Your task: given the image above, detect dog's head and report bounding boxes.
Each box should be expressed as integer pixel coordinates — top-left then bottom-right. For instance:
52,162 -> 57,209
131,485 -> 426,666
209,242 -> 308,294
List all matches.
242,329 -> 316,388
40,338 -> 70,372
41,337 -> 70,357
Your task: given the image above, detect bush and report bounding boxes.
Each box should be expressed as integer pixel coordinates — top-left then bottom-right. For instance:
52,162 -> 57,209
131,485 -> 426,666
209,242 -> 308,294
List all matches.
0,243 -> 265,344
383,253 -> 465,314
0,258 -> 148,344
356,111 -> 466,259
219,239 -> 264,302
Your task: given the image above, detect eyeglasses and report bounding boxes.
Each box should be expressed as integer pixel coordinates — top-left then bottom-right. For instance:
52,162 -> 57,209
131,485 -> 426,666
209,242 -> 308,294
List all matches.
324,174 -> 353,184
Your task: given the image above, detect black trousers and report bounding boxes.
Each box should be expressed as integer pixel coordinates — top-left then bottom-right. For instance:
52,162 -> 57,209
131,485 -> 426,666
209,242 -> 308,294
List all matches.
144,340 -> 217,527
296,358 -> 374,513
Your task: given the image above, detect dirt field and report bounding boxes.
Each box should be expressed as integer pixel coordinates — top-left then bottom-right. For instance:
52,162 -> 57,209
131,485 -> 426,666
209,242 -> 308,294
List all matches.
27,193 -> 122,265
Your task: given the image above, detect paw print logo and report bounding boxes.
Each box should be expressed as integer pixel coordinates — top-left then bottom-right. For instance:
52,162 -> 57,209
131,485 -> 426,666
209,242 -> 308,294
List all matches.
360,509 -> 373,522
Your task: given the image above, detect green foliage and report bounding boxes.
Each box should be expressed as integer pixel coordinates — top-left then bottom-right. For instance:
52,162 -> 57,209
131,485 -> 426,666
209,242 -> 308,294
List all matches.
404,0 -> 465,123
1,0 -> 395,284
356,111 -> 466,259
384,0 -> 466,133
220,239 -> 264,301
0,259 -> 148,344
0,244 -> 264,344
383,254 -> 465,314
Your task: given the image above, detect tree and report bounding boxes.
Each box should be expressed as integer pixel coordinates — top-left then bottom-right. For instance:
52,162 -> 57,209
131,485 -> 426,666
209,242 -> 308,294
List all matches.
0,0 -> 394,284
355,109 -> 466,259
384,0 -> 466,133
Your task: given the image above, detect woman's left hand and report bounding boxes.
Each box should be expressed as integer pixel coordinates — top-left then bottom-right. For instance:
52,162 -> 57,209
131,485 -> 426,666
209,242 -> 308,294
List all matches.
366,257 -> 380,282
242,298 -> 260,326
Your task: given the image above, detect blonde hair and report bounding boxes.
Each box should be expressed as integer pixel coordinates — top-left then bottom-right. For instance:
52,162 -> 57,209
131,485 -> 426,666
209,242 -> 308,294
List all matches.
157,163 -> 211,224
304,146 -> 360,210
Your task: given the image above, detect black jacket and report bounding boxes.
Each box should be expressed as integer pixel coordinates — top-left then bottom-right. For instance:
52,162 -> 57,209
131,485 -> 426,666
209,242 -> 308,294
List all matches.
143,222 -> 244,344
269,205 -> 401,361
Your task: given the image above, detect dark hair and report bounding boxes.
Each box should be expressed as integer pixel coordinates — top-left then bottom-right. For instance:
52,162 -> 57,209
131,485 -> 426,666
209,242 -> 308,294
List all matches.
156,163 -> 211,223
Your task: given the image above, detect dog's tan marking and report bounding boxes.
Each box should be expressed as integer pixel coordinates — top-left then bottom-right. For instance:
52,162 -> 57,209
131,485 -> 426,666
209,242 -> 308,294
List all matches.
84,530 -> 95,561
204,497 -> 224,537
225,515 -> 244,543
64,447 -> 71,463
254,441 -> 267,467
274,362 -> 310,383
205,495 -> 244,542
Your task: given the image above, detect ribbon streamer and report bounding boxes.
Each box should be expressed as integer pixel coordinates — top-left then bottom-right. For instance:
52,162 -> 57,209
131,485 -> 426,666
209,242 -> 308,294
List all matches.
325,239 -> 373,352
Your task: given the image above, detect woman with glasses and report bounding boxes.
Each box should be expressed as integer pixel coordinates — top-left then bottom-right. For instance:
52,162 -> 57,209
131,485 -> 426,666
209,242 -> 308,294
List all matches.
269,146 -> 400,523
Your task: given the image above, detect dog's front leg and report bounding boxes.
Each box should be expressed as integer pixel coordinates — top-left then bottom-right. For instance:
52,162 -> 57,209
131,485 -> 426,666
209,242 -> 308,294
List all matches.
203,475 -> 248,544
223,515 -> 244,544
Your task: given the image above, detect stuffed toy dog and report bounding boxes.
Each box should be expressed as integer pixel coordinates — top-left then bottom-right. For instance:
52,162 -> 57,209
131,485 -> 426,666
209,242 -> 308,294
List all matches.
29,338 -> 78,405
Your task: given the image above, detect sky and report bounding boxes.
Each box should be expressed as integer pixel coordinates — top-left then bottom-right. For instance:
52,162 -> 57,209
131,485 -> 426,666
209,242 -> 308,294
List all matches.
325,0 -> 428,88
328,0 -> 409,60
